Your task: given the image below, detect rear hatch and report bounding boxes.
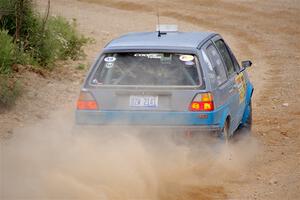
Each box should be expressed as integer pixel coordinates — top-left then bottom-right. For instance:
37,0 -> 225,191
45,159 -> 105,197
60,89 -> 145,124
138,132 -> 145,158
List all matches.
86,52 -> 204,112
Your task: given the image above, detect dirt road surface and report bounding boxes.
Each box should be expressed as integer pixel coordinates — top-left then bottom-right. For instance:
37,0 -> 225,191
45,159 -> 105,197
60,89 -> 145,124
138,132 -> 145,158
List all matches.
1,0 -> 300,199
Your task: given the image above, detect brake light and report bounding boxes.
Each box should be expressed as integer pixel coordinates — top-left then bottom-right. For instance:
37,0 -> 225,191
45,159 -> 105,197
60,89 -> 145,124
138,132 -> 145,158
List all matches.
76,91 -> 98,110
189,93 -> 214,111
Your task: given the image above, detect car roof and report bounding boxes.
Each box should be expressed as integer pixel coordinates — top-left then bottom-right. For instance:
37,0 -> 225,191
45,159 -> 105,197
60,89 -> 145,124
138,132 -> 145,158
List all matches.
104,32 -> 216,50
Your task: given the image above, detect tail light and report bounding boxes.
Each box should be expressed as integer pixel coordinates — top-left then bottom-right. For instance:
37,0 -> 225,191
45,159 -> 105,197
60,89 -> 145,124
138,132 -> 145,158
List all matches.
76,91 -> 98,110
189,92 -> 214,112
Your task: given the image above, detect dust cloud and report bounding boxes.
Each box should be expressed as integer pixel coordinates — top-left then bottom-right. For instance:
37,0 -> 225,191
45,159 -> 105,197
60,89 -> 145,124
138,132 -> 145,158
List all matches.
0,111 -> 259,200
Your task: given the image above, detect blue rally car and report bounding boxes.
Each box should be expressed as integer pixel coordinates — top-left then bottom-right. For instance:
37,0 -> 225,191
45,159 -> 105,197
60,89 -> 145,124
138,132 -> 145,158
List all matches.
76,26 -> 253,140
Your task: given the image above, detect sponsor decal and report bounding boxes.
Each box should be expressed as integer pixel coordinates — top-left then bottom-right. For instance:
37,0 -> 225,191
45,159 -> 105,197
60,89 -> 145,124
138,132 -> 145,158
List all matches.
179,55 -> 194,62
134,53 -> 163,59
235,72 -> 247,103
105,62 -> 114,69
104,57 -> 116,62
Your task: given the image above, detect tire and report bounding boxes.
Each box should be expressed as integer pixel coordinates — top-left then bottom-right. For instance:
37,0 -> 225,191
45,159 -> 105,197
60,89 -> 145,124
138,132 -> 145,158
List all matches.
218,118 -> 231,142
239,101 -> 252,132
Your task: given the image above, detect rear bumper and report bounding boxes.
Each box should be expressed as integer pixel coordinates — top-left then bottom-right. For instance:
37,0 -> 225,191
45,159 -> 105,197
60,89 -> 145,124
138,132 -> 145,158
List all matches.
74,124 -> 221,132
75,110 -> 223,132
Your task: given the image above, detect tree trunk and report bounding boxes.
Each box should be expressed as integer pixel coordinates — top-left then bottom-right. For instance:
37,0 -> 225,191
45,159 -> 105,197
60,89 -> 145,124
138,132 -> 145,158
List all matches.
15,0 -> 24,42
42,0 -> 51,33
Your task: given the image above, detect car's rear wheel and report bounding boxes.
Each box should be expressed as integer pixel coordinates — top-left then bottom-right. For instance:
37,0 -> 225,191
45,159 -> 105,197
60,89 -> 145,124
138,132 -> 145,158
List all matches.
238,101 -> 252,132
218,118 -> 231,142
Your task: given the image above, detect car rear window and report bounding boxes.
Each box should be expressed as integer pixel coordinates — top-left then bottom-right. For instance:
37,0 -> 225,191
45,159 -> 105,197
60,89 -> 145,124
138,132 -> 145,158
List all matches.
90,52 -> 202,87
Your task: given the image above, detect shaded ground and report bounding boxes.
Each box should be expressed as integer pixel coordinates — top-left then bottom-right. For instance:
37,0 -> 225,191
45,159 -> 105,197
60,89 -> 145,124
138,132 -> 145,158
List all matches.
1,0 -> 300,199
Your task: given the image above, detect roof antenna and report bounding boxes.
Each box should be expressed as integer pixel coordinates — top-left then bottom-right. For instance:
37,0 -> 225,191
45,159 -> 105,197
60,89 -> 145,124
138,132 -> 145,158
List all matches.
156,1 -> 161,37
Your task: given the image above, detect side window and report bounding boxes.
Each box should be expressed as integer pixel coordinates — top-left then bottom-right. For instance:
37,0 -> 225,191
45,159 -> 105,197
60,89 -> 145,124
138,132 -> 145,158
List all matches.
201,50 -> 218,89
205,44 -> 227,85
215,40 -> 235,76
227,45 -> 241,72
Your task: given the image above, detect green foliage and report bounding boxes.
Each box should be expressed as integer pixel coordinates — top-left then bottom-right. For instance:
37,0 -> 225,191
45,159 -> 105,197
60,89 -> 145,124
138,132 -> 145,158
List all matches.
28,17 -> 58,67
0,30 -> 15,74
0,0 -> 88,108
0,30 -> 35,74
0,75 -> 21,108
0,0 -> 34,37
15,40 -> 37,65
47,17 -> 89,60
0,0 -> 89,68
28,16 -> 89,67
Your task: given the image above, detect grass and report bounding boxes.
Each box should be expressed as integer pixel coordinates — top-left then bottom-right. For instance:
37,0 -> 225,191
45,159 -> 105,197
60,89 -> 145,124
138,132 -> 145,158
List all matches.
0,75 -> 21,109
0,30 -> 15,74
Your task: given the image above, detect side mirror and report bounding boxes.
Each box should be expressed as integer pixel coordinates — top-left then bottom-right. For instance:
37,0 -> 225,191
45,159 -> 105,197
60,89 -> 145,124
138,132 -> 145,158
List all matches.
241,60 -> 252,69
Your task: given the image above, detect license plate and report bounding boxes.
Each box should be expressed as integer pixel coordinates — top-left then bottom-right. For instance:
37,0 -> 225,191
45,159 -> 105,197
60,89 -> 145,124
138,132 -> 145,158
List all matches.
129,96 -> 158,107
